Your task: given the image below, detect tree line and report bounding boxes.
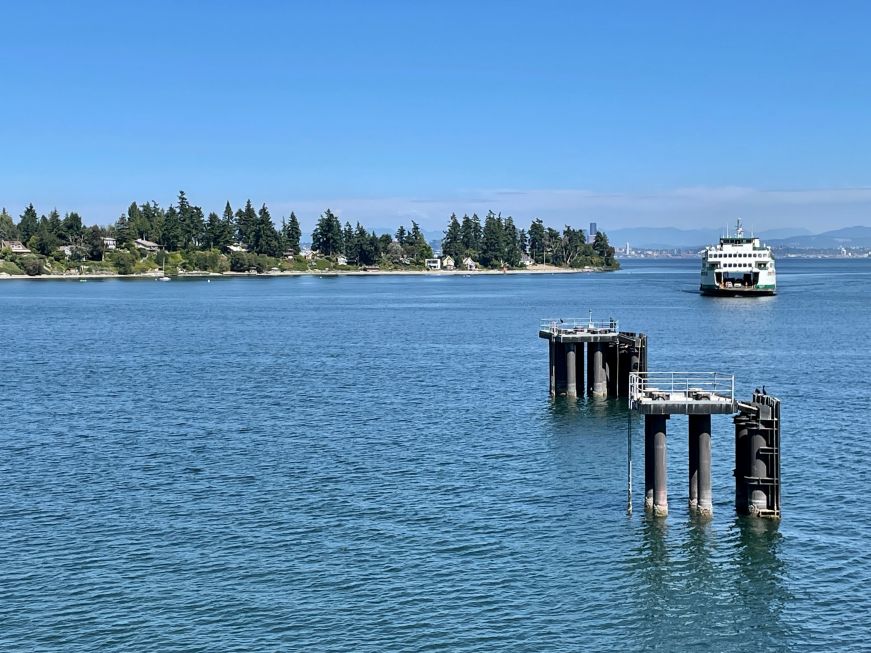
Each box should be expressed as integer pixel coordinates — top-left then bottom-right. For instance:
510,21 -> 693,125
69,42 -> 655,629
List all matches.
441,211 -> 615,268
1,191 -> 616,270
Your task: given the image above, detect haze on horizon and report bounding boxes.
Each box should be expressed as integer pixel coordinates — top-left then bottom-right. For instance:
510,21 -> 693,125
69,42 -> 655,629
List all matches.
2,1 -> 870,234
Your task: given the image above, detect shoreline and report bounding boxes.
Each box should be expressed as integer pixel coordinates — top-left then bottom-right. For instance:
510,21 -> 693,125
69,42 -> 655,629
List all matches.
0,264 -> 616,281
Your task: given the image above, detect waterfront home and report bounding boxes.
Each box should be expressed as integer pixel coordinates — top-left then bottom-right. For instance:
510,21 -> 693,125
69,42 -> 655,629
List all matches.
134,238 -> 160,253
425,258 -> 441,270
442,255 -> 455,270
520,253 -> 534,267
462,257 -> 478,271
1,240 -> 31,254
226,244 -> 247,253
102,237 -> 117,250
336,255 -> 348,266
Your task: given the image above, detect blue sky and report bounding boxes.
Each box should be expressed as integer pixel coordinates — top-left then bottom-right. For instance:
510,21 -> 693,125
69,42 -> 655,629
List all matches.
2,1 -> 870,231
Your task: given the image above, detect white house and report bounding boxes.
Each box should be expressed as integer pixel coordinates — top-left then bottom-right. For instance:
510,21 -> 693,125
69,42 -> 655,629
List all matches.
442,255 -> 455,270
102,237 -> 117,250
134,238 -> 160,252
336,255 -> 348,266
520,253 -> 534,267
462,257 -> 477,271
425,258 -> 441,270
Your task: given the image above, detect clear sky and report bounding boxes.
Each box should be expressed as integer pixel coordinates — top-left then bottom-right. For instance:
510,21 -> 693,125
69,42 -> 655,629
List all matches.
2,1 -> 870,232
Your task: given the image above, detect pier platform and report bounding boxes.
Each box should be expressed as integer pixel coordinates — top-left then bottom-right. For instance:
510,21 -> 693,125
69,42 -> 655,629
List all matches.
539,318 -> 647,398
628,371 -> 780,520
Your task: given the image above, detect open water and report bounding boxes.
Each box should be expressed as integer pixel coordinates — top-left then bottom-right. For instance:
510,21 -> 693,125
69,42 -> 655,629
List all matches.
1,258 -> 870,651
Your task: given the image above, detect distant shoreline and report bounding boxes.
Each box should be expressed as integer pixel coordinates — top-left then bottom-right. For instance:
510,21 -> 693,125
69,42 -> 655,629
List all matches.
0,264 -> 614,281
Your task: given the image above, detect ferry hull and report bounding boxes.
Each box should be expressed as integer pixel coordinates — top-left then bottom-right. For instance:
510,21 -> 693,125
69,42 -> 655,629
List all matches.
700,285 -> 776,297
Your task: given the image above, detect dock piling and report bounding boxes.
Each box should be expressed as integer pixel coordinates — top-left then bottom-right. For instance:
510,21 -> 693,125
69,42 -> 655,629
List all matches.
566,343 -> 578,398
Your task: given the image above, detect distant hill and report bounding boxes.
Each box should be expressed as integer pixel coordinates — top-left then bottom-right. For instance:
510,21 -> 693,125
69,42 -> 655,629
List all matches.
607,226 -> 840,250
768,226 -> 871,249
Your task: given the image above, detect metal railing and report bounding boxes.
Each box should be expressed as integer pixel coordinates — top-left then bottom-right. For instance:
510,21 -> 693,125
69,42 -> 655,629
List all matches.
629,371 -> 735,408
539,317 -> 619,334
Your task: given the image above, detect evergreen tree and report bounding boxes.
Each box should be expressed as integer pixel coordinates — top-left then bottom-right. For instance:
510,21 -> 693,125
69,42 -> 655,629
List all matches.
236,200 -> 257,246
30,218 -> 59,255
395,225 -> 407,246
528,219 -> 546,263
0,208 -> 18,240
502,215 -> 522,267
222,202 -> 236,243
162,205 -> 182,250
127,202 -> 148,238
84,225 -> 104,260
248,203 -> 281,256
47,209 -> 63,238
407,220 -> 433,261
479,211 -> 504,268
442,213 -> 463,260
62,212 -> 83,246
114,213 -> 133,248
206,212 -> 222,249
312,209 -> 343,256
284,212 -> 301,254
343,222 -> 355,257
518,228 -> 528,255
471,214 -> 483,252
141,202 -> 163,243
18,204 -> 38,244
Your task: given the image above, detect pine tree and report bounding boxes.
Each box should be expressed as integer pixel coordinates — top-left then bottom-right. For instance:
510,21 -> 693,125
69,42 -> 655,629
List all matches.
162,205 -> 182,250
236,200 -> 257,246
502,215 -> 521,267
395,225 -> 407,246
312,209 -> 343,256
442,213 -> 463,260
343,222 -> 355,257
252,203 -> 281,256
528,219 -> 546,263
285,212 -> 301,254
480,211 -> 504,268
62,212 -> 83,246
18,204 -> 38,244
0,208 -> 19,240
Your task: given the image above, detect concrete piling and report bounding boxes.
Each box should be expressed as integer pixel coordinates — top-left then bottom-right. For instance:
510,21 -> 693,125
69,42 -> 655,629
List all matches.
649,414 -> 669,517
588,343 -> 607,397
644,416 -> 655,511
689,414 -> 712,516
566,343 -> 578,398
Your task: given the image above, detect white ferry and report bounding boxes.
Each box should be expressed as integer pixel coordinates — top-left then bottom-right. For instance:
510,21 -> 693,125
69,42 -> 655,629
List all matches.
700,220 -> 776,296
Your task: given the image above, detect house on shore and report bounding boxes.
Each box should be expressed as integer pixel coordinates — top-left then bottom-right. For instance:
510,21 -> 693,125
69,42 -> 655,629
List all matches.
102,237 -> 117,251
1,240 -> 31,254
462,257 -> 478,271
442,255 -> 455,270
135,238 -> 160,253
425,258 -> 441,270
520,253 -> 534,267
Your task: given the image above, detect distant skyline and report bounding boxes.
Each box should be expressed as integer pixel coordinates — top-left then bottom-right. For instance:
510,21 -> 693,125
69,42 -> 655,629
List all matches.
3,2 -> 871,232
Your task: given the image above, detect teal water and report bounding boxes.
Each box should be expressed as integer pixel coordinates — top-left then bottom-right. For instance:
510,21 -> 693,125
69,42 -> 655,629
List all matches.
1,259 -> 869,651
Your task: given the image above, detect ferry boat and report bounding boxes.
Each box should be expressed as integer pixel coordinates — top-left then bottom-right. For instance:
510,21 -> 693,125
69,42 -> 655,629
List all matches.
700,220 -> 776,296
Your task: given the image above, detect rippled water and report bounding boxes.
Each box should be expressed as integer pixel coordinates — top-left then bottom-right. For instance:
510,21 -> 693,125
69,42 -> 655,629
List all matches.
1,259 -> 869,651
